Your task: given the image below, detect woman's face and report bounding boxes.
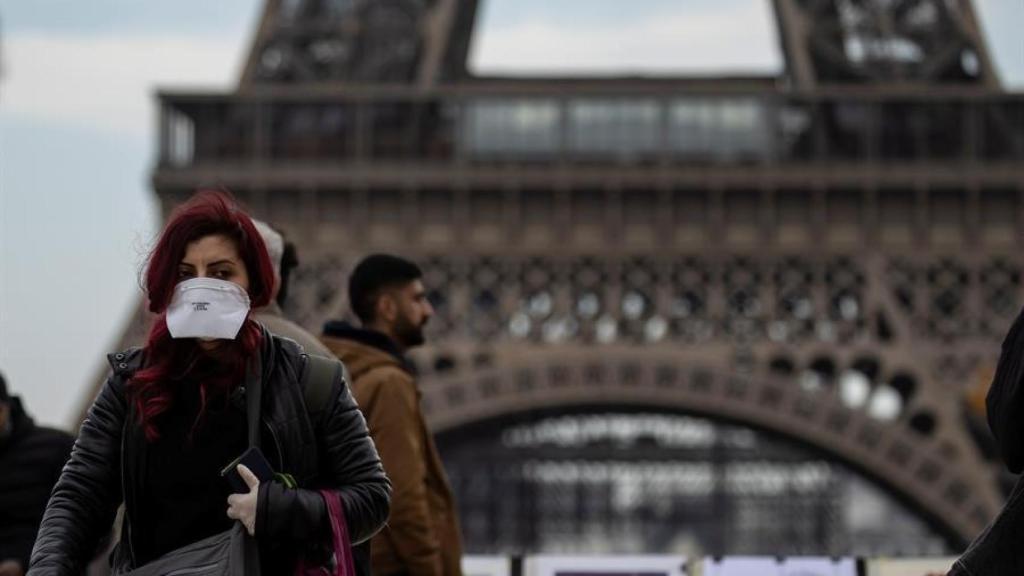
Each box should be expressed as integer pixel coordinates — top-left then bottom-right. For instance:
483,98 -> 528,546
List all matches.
177,234 -> 250,291
177,234 -> 250,350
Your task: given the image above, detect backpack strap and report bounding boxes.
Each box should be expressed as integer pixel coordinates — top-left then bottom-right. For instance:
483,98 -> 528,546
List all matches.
302,354 -> 345,418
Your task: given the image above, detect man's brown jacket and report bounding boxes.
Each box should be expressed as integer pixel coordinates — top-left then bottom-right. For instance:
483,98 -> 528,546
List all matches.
322,322 -> 463,576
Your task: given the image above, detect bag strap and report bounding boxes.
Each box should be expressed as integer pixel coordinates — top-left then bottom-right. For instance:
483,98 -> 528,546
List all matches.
302,354 -> 344,417
321,489 -> 356,576
245,353 -> 263,448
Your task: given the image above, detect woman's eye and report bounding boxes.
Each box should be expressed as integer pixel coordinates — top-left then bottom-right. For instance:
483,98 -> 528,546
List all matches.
178,270 -> 194,279
214,270 -> 232,279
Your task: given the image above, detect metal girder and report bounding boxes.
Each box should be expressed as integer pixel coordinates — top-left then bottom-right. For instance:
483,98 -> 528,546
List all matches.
772,0 -> 1000,88
239,0 -> 477,87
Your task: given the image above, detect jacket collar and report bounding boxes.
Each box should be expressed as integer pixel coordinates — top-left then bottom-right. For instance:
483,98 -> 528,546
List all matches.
321,320 -> 413,373
256,322 -> 278,386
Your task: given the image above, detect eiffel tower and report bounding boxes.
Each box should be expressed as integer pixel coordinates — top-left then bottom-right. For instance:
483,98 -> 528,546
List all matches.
98,0 -> 1024,556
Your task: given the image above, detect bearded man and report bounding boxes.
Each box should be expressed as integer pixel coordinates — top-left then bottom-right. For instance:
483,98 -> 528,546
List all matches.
321,254 -> 463,576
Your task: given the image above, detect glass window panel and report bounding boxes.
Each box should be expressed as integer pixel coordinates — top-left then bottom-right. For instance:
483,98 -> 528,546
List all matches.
463,99 -> 560,156
670,97 -> 770,160
568,99 -> 659,155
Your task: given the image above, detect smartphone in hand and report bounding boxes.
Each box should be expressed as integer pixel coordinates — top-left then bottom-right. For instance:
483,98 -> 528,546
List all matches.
220,446 -> 275,493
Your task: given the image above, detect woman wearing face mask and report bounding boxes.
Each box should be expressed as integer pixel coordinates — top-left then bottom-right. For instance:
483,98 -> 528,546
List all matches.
28,190 -> 390,574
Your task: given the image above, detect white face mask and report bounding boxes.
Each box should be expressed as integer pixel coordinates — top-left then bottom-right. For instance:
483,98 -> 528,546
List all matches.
165,277 -> 251,340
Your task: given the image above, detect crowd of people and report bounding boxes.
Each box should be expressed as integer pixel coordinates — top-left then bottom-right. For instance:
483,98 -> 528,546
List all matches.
1,188 -> 1023,575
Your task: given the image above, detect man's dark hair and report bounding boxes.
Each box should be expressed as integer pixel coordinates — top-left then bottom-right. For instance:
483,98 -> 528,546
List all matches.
277,240 -> 300,308
0,370 -> 8,402
349,254 -> 423,324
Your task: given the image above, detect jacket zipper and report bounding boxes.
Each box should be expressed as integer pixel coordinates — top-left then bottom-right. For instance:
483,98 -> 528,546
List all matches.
120,418 -> 138,567
262,418 -> 285,471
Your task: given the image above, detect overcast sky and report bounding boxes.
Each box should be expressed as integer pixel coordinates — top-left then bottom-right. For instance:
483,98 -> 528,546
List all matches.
1,0 -> 1022,429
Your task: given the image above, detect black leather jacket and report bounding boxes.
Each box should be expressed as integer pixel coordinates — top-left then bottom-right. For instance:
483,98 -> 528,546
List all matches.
954,307 -> 1024,575
28,328 -> 391,574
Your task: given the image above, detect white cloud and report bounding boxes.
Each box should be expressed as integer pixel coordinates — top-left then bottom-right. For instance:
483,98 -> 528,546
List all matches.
1,33 -> 245,137
470,1 -> 782,75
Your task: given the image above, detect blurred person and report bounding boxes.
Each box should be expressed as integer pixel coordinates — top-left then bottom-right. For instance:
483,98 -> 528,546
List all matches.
950,306 -> 1024,574
29,191 -> 390,574
251,220 -> 333,357
0,373 -> 75,576
321,255 -> 463,576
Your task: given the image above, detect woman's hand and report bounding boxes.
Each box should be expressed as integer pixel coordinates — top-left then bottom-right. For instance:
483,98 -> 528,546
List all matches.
226,464 -> 260,536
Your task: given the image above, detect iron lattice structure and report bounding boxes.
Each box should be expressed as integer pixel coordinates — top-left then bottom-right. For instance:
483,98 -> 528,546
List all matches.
89,0 -> 1024,556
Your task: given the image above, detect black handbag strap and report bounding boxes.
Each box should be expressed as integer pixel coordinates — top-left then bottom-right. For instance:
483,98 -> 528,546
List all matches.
245,353 -> 263,448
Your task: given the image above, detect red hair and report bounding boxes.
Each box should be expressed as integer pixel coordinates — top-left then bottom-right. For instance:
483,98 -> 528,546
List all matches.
128,189 -> 275,442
